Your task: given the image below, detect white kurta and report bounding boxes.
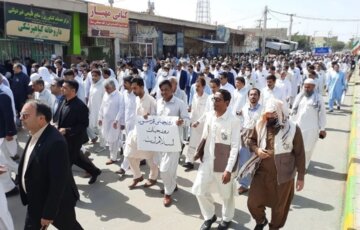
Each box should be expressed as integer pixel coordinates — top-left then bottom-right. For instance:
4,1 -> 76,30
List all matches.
231,86 -> 249,117
98,90 -> 124,143
35,88 -> 54,108
192,110 -> 241,222
186,93 -> 208,163
88,79 -> 105,129
0,138 -> 18,174
261,86 -> 287,106
123,90 -> 137,134
151,74 -> 170,100
0,181 -> 14,230
254,70 -> 266,89
220,82 -> 235,96
290,93 -> 326,168
124,93 -> 159,179
276,78 -> 292,102
157,96 -> 190,195
124,94 -> 157,159
192,110 -> 241,197
288,67 -> 302,95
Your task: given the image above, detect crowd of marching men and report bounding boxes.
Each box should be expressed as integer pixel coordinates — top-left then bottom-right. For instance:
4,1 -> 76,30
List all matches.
0,53 -> 358,229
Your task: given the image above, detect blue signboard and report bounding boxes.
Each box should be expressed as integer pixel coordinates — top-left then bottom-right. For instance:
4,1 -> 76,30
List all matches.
314,47 -> 331,55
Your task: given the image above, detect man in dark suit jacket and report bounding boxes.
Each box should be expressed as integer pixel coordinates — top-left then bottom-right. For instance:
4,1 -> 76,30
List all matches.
10,63 -> 30,115
18,100 -> 82,230
49,78 -> 65,124
186,65 -> 198,103
58,80 -> 101,184
204,66 -> 215,79
176,63 -> 188,91
0,89 -> 16,140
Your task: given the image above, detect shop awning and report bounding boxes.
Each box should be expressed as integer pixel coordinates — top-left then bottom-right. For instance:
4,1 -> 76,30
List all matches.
266,41 -> 290,50
195,38 -> 227,44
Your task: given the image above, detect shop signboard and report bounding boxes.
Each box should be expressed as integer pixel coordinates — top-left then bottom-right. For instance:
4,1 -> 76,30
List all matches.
5,2 -> 71,43
88,3 -> 129,40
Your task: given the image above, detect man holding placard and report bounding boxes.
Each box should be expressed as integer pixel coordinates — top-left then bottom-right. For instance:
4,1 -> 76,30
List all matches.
124,78 -> 159,189
157,80 -> 189,207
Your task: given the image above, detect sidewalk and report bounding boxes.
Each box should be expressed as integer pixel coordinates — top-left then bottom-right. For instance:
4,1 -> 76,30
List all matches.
342,71 -> 360,230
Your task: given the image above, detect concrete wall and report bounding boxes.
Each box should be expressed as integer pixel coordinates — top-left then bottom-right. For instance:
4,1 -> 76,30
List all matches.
242,28 -> 288,40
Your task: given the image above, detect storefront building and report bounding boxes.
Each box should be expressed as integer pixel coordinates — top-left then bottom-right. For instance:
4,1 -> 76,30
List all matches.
0,0 -> 247,67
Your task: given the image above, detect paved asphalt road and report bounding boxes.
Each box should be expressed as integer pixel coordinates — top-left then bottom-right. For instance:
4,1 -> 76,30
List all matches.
7,83 -> 353,230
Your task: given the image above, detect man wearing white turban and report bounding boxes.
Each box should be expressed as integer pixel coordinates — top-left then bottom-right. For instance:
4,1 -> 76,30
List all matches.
247,98 -> 306,230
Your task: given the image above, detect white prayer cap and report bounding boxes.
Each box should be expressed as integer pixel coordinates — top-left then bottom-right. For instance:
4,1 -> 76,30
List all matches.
304,78 -> 316,85
29,73 -> 42,85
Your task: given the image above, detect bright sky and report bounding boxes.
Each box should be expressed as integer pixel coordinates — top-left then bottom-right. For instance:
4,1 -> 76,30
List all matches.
90,0 -> 360,42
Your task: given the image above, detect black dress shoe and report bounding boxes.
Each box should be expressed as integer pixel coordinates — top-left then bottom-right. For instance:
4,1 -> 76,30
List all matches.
217,220 -> 231,230
160,185 -> 178,194
200,214 -> 217,230
254,218 -> 268,230
88,170 -> 102,184
6,187 -> 19,197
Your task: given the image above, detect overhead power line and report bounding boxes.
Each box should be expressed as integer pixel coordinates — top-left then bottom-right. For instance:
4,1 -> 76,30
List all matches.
269,8 -> 360,22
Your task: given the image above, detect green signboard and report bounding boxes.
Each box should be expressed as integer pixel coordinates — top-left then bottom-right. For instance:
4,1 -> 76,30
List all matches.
5,2 -> 72,43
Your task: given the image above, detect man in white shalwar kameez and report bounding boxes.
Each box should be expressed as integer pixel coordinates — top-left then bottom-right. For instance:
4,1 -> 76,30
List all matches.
87,69 -> 105,143
276,70 -> 292,105
30,77 -> 54,108
151,65 -> 171,100
291,78 -> 326,169
124,78 -> 159,189
117,76 -> 136,173
64,69 -> 86,103
157,80 -> 189,207
98,79 -> 125,165
197,78 -> 221,125
0,75 -> 18,176
192,89 -> 241,230
183,78 -> 208,171
0,91 -> 18,201
261,75 -> 287,106
231,77 -> 249,118
0,165 -> 14,230
288,62 -> 302,106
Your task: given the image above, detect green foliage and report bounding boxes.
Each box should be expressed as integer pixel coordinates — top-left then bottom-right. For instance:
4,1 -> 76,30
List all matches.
291,33 -> 311,51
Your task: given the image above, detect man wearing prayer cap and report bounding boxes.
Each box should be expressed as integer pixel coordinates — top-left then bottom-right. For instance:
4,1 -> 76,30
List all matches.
247,98 -> 306,230
290,78 -> 326,169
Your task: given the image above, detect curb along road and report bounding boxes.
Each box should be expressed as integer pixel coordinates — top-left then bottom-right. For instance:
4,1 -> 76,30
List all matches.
342,69 -> 360,230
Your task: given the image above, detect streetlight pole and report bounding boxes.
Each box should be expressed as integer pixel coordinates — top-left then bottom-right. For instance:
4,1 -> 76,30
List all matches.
288,14 -> 294,41
261,5 -> 268,56
312,30 -> 318,49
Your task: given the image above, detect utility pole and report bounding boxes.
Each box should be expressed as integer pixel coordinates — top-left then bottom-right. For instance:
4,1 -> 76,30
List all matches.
256,19 -> 263,29
288,14 -> 294,41
261,5 -> 268,56
109,0 -> 120,66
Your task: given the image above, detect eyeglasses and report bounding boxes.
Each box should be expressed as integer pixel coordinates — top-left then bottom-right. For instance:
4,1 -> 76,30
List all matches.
20,112 -> 31,120
212,97 -> 224,102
